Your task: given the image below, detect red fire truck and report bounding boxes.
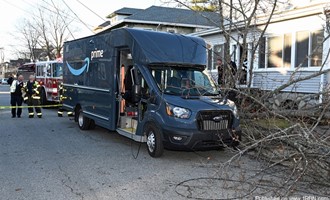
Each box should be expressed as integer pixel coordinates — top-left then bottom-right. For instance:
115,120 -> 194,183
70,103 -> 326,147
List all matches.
35,61 -> 63,105
18,62 -> 35,82
18,60 -> 63,105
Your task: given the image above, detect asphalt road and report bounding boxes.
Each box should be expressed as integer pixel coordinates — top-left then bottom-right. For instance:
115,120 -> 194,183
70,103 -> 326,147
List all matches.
0,84 -> 244,200
1,84 -> 328,200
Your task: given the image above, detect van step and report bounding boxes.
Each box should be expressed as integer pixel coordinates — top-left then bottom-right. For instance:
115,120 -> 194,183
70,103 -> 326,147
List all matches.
116,128 -> 146,143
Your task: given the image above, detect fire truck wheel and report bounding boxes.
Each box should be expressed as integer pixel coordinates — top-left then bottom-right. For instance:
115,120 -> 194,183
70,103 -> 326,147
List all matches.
145,123 -> 164,158
40,89 -> 48,106
77,109 -> 91,130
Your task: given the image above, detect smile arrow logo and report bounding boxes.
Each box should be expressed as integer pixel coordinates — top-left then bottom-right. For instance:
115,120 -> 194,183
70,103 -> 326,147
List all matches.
66,57 -> 90,76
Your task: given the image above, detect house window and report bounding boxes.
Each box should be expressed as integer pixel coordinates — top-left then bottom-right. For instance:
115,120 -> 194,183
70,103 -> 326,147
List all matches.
268,36 -> 283,68
213,44 -> 225,70
258,34 -> 292,69
207,49 -> 212,70
258,37 -> 266,68
295,31 -> 309,67
311,30 -> 324,67
259,30 -> 324,69
295,29 -> 324,67
166,27 -> 177,33
267,34 -> 292,68
283,33 -> 292,68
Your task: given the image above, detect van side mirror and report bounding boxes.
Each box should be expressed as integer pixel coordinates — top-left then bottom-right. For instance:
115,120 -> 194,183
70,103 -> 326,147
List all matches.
132,84 -> 141,103
149,91 -> 157,104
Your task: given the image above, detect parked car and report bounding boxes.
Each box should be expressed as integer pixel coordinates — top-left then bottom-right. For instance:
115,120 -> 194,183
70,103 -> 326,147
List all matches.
1,78 -> 8,84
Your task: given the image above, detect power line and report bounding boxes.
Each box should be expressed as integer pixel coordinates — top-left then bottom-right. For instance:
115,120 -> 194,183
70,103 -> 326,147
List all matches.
8,0 -> 77,41
60,0 -> 95,33
74,0 -> 107,22
1,0 -> 35,16
1,0 -> 94,29
38,0 -> 95,28
50,0 -> 75,40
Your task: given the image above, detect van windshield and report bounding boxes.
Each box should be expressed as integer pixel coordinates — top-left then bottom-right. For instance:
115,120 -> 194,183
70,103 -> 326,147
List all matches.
150,66 -> 219,96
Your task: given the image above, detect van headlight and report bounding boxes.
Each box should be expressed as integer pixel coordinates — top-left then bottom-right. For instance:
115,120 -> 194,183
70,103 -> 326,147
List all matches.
224,99 -> 239,119
232,105 -> 239,119
166,104 -> 191,119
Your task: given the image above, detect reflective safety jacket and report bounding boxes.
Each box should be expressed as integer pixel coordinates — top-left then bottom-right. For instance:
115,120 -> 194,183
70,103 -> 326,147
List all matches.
9,80 -> 17,93
10,80 -> 24,96
24,81 -> 41,100
58,83 -> 68,102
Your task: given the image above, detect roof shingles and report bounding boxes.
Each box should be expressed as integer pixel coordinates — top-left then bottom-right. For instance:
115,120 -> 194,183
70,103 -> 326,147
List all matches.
107,7 -> 143,18
120,6 -> 219,27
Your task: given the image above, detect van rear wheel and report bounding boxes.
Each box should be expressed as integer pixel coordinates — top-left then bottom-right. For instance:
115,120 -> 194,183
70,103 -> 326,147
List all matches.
145,123 -> 164,157
77,109 -> 91,130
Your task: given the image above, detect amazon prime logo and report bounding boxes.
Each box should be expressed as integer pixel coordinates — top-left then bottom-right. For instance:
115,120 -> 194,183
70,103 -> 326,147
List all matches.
66,49 -> 104,76
66,57 -> 90,76
91,49 -> 104,60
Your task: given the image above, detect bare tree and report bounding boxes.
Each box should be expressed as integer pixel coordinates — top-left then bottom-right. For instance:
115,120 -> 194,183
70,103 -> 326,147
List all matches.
34,6 -> 73,60
16,2 -> 74,61
171,0 -> 281,88
164,0 -> 330,197
35,8 -> 53,60
15,19 -> 41,61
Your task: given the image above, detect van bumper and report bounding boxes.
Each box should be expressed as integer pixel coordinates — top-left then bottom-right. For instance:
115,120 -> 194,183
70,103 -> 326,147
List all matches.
161,126 -> 241,150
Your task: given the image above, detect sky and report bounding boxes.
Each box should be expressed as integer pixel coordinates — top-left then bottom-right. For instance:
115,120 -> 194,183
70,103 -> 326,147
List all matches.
0,0 -> 173,61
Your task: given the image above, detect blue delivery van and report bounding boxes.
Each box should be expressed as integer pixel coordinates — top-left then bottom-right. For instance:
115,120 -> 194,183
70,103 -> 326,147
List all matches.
62,28 -> 241,157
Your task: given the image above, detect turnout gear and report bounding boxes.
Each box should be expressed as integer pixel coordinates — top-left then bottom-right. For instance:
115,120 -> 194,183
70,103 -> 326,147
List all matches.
24,81 -> 42,118
58,109 -> 74,117
10,79 -> 24,118
57,83 -> 73,117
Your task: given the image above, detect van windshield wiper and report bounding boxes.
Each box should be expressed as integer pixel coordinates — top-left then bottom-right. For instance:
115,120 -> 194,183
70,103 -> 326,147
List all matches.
187,86 -> 219,97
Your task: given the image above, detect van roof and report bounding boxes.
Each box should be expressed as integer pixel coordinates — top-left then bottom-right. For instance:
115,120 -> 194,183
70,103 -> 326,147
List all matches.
112,28 -> 207,66
66,28 -> 207,67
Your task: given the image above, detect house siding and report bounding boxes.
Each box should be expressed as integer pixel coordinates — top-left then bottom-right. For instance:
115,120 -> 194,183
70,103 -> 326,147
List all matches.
252,71 -> 322,93
198,11 -> 330,95
125,23 -> 195,34
203,33 -> 228,45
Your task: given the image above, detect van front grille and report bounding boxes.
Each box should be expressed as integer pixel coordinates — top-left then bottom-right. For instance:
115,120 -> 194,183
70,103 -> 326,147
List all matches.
197,110 -> 232,131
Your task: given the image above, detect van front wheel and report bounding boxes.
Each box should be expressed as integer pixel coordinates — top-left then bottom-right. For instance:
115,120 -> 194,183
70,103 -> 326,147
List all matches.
77,109 -> 91,130
145,124 -> 164,158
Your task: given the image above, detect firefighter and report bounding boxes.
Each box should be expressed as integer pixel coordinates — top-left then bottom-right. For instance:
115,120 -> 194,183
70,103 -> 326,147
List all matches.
9,75 -> 24,118
25,75 -> 42,118
57,83 -> 73,117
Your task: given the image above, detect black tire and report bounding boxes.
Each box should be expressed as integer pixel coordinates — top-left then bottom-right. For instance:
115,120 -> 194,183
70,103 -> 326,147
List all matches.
77,109 -> 91,130
145,123 -> 164,157
40,89 -> 48,106
89,119 -> 96,130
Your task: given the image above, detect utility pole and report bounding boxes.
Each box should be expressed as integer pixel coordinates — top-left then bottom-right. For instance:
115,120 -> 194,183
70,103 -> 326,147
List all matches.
0,47 -> 4,63
0,47 -> 4,78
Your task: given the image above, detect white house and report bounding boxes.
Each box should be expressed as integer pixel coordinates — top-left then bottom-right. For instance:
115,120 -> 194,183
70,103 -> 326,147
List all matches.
94,6 -> 221,35
191,1 -> 330,107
